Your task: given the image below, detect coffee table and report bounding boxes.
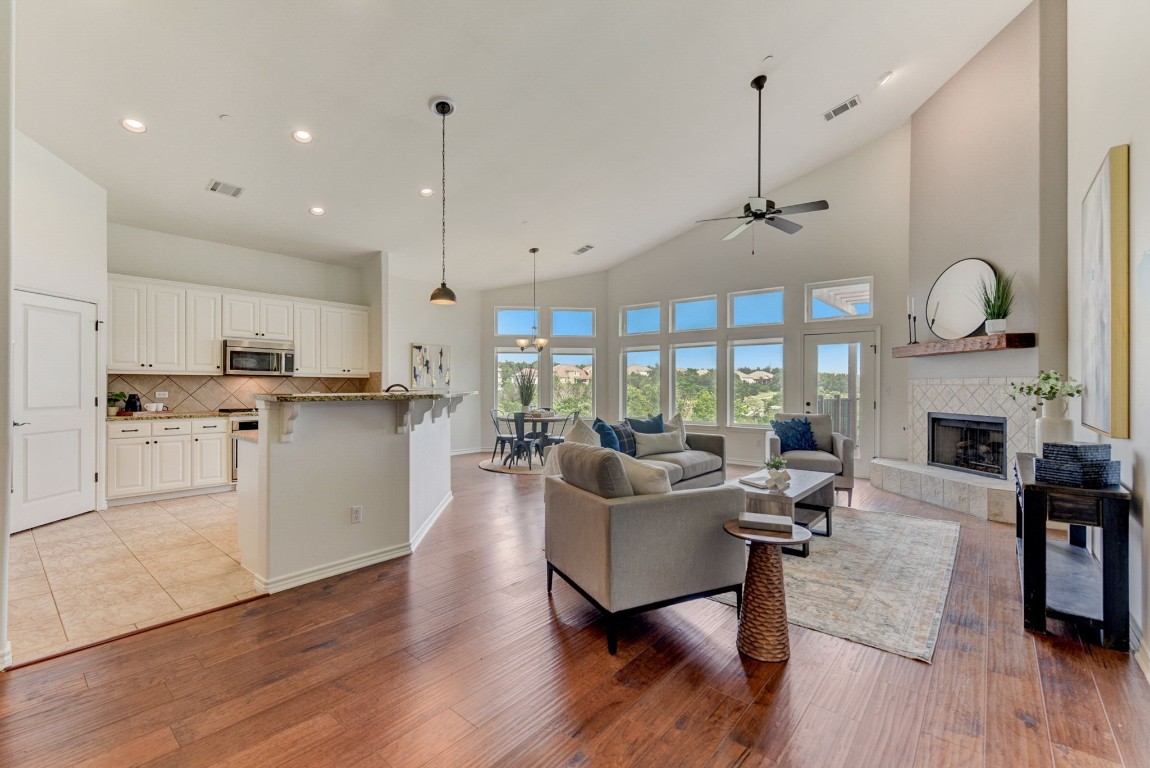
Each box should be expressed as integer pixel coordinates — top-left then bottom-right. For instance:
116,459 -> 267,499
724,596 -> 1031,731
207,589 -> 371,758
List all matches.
723,520 -> 812,662
727,468 -> 836,557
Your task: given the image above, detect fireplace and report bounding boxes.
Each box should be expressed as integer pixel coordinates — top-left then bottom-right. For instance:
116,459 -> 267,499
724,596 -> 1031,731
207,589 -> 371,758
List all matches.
928,412 -> 1008,479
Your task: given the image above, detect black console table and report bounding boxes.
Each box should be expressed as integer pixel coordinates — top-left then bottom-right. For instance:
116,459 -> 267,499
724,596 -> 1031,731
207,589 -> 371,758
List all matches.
1015,453 -> 1130,651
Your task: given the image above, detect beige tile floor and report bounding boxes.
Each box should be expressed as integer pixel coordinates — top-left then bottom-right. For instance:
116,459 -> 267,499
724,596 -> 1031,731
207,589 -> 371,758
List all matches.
7,491 -> 259,664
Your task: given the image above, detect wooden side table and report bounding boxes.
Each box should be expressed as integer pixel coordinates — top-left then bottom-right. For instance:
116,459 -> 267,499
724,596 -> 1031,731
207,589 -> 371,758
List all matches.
723,520 -> 813,661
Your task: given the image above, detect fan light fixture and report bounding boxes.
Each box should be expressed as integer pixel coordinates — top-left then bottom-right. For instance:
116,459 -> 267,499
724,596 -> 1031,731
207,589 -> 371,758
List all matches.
429,98 -> 457,305
877,71 -> 894,86
516,248 -> 548,352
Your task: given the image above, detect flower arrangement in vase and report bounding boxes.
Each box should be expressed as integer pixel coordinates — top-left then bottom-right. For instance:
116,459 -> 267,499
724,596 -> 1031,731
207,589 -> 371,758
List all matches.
1008,371 -> 1082,454
764,454 -> 790,490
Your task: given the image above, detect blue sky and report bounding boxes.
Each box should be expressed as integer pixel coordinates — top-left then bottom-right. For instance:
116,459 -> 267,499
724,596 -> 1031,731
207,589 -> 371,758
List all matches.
733,343 -> 783,370
673,299 -> 716,331
552,310 -> 594,336
817,343 -> 854,374
626,349 -> 660,367
625,306 -> 660,333
674,346 -> 716,369
554,353 -> 592,366
732,291 -> 783,326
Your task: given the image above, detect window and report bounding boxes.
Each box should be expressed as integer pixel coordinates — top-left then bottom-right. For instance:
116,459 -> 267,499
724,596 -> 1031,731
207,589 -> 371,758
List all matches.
495,307 -> 538,337
495,350 -> 539,413
671,344 -> 717,424
551,308 -> 595,337
805,277 -> 873,321
729,340 -> 784,426
621,303 -> 660,335
622,348 -> 661,418
672,296 -> 717,332
551,350 -> 594,417
729,288 -> 784,327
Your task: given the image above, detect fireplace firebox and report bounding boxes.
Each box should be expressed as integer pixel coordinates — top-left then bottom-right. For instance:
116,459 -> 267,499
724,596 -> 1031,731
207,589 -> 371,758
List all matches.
928,412 -> 1008,479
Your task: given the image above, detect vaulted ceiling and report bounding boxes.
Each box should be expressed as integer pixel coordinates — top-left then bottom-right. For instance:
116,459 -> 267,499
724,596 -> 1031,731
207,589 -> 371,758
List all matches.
16,0 -> 1030,290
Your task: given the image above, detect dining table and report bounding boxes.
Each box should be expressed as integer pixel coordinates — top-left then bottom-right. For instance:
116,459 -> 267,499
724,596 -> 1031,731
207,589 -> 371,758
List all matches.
500,412 -> 572,467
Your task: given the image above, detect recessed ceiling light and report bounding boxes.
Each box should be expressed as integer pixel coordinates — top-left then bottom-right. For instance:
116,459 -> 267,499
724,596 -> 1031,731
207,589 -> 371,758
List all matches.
419,188 -> 434,197
877,71 -> 894,86
121,118 -> 147,134
308,207 -> 325,216
292,130 -> 314,144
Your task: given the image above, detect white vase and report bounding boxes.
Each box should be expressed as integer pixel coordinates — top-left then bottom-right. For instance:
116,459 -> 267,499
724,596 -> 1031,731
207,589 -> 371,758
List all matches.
985,318 -> 1007,333
1035,396 -> 1072,456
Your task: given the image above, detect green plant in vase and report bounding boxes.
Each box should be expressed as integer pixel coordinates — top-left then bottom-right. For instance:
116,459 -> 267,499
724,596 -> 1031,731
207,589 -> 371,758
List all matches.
1008,370 -> 1082,454
512,368 -> 537,410
764,455 -> 788,472
978,271 -> 1015,333
764,454 -> 790,489
107,391 -> 127,415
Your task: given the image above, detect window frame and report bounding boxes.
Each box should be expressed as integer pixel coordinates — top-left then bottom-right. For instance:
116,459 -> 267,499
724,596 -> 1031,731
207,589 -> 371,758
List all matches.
670,295 -> 718,333
804,276 -> 875,323
494,305 -> 540,338
620,345 -> 662,420
549,307 -> 596,338
727,286 -> 785,328
550,347 -> 595,417
670,341 -> 718,426
619,302 -> 661,336
494,346 -> 541,413
727,337 -> 785,429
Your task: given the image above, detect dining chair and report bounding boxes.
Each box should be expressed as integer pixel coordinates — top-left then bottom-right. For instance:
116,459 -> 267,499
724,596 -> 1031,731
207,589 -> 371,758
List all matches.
490,409 -> 516,463
540,410 -> 579,450
507,412 -> 543,469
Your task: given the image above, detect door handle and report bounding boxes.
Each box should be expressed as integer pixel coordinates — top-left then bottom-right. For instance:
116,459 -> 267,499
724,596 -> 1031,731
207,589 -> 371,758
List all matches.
12,422 -> 29,427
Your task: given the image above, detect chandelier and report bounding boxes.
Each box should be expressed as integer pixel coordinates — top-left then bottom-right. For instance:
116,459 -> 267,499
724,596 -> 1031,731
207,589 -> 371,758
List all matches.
516,247 -> 548,352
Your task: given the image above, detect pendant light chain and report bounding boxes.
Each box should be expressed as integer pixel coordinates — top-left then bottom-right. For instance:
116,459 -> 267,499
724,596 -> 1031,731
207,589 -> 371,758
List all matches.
440,111 -> 447,285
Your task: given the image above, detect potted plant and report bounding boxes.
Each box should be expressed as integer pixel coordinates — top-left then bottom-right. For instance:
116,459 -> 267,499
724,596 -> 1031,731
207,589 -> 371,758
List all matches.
512,368 -> 537,411
978,271 -> 1015,334
764,454 -> 790,490
1008,371 -> 1083,454
107,391 -> 127,416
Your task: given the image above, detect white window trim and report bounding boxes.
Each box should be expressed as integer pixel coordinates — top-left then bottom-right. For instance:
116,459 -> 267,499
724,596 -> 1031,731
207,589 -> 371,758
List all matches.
670,342 -> 718,426
619,302 -> 661,336
728,286 -> 785,329
549,307 -> 596,337
727,337 -> 784,429
494,305 -> 539,338
550,347 -> 596,417
804,276 -> 874,323
671,295 -> 718,333
620,345 -> 662,420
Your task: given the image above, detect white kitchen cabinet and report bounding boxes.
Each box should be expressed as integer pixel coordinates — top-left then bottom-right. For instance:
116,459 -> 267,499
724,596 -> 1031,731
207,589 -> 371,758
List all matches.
320,306 -> 369,377
108,277 -> 188,374
293,302 -> 322,376
107,418 -> 231,500
152,435 -> 192,492
106,434 -> 152,498
223,293 -> 294,341
192,432 -> 230,487
186,289 -> 224,373
147,284 -> 185,371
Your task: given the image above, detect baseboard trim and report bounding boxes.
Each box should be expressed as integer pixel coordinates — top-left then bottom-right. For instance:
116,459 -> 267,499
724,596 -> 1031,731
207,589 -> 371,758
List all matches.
107,484 -> 234,507
1,641 -> 11,670
255,543 -> 412,594
451,447 -> 484,456
411,492 -> 452,551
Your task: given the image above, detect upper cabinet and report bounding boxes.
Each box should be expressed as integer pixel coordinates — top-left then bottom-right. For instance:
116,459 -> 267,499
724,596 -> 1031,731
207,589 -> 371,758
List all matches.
222,293 -> 294,341
293,302 -> 322,376
186,289 -> 223,374
321,306 -> 369,376
108,277 -> 186,373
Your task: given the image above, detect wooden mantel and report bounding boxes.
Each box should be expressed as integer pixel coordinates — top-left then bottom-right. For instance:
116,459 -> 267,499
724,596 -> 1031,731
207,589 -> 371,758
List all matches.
891,332 -> 1036,358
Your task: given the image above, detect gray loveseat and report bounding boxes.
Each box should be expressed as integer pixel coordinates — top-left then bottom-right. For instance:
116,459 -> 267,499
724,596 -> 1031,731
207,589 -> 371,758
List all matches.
643,432 -> 726,489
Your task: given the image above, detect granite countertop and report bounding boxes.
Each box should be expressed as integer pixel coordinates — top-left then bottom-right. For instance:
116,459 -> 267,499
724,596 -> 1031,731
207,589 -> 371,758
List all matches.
233,430 -> 259,443
253,391 -> 476,403
107,410 -> 257,421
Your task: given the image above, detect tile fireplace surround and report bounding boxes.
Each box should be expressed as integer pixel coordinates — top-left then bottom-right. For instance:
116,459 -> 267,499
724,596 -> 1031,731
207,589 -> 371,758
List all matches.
873,377 -> 1034,523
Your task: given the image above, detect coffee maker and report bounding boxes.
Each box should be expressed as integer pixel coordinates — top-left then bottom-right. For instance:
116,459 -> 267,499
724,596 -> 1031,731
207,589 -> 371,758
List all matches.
124,393 -> 142,413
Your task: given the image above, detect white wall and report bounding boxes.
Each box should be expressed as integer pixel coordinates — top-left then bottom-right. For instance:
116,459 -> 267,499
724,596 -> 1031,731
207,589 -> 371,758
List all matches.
1067,0 -> 1149,658
108,223 -> 366,306
388,275 -> 482,453
14,131 -> 106,301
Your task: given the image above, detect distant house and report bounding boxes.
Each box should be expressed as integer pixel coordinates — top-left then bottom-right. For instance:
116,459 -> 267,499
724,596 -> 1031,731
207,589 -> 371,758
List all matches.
626,365 -> 651,376
735,371 -> 756,383
553,364 -> 590,383
748,370 -> 774,382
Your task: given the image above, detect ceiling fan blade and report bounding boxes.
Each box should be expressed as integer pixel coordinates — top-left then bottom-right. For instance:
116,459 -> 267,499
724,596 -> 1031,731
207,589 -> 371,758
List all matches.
696,215 -> 749,224
765,216 -> 802,234
773,200 -> 829,215
722,220 -> 753,241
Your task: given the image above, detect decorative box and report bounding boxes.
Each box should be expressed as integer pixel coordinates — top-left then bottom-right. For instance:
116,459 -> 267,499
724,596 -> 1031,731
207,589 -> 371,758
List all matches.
1040,442 -> 1112,462
1034,458 -> 1120,488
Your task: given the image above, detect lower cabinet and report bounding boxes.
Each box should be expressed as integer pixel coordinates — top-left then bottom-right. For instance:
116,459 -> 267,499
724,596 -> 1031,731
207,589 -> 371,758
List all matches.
107,418 -> 231,499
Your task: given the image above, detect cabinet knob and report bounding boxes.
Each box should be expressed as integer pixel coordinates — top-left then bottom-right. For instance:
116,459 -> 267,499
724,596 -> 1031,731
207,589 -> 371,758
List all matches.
141,364 -> 145,367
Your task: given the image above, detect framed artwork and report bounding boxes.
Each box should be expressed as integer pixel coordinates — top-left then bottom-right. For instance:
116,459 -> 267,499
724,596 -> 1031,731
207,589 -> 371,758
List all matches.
1080,144 -> 1129,438
410,343 -> 452,389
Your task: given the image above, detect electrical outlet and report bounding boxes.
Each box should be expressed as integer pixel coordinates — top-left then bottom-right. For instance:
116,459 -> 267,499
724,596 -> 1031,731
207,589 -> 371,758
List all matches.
351,505 -> 363,524
155,391 -> 168,399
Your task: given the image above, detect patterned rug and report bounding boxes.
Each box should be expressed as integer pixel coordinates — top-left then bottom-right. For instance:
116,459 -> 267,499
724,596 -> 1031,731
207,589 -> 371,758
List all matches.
478,458 -> 545,476
714,506 -> 960,662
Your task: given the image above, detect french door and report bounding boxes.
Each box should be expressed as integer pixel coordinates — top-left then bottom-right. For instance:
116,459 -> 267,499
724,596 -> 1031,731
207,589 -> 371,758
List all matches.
801,330 -> 878,477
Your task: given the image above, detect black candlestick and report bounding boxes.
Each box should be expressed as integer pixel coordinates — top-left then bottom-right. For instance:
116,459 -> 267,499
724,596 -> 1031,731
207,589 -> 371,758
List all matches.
907,313 -> 917,345
912,314 -> 918,344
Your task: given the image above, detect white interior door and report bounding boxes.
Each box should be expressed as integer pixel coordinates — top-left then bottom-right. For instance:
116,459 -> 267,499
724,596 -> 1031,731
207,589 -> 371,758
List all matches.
11,291 -> 98,532
802,330 -> 878,478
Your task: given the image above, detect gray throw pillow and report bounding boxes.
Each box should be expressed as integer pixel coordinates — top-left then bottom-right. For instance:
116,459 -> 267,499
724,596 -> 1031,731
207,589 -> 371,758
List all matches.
634,429 -> 686,458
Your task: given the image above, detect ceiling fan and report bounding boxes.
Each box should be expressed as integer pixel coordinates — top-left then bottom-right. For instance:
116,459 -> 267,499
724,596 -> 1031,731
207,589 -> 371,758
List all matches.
698,74 -> 829,240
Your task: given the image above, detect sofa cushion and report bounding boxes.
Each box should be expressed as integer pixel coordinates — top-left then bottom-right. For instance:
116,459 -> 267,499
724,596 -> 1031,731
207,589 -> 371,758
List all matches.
774,412 -> 833,453
636,459 -> 684,485
626,413 -> 664,434
633,429 -> 685,458
556,442 -> 634,498
772,418 -> 818,453
566,417 -> 599,446
616,452 -> 672,495
664,413 -> 686,442
642,449 -> 722,480
610,421 -> 638,457
592,418 -> 621,451
781,449 -> 843,474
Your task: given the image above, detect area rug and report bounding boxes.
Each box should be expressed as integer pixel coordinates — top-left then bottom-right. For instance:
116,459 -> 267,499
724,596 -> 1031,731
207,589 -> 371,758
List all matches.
478,458 -> 545,476
714,507 -> 959,662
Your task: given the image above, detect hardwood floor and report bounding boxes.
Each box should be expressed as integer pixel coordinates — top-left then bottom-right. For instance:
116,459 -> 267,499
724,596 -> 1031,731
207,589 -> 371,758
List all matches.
1,455 -> 1147,767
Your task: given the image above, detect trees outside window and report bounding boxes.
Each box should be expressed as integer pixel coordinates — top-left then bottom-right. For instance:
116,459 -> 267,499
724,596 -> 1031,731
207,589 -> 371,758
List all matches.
551,351 -> 593,416
623,349 -> 661,418
496,350 -> 539,413
672,345 -> 717,424
730,342 -> 784,425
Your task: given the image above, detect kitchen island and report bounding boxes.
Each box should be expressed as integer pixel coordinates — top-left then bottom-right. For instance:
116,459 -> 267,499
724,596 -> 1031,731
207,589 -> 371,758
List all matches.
236,391 -> 473,593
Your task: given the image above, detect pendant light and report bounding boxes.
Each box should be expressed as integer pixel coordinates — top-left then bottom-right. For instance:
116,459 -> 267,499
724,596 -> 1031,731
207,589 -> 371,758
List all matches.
516,248 -> 548,352
429,97 -> 457,305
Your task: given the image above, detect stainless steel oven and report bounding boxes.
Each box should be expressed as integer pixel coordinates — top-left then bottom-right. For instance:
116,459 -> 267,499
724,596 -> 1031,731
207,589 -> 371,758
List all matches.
224,339 -> 295,376
223,410 -> 259,482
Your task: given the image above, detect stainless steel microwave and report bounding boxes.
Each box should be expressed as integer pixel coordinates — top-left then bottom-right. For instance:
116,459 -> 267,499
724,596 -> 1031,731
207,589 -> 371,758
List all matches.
224,339 -> 295,376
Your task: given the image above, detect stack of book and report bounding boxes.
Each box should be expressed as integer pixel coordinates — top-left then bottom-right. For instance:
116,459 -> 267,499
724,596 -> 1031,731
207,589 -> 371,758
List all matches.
737,511 -> 794,533
1035,442 -> 1120,488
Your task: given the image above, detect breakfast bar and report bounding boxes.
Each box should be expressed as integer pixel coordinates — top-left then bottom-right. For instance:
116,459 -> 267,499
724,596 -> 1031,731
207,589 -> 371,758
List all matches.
236,391 -> 472,593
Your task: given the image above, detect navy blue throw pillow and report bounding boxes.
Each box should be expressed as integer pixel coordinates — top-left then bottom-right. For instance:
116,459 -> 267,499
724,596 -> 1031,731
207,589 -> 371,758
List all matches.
611,421 -> 638,457
626,413 -> 664,434
592,418 -> 621,451
772,418 -> 818,453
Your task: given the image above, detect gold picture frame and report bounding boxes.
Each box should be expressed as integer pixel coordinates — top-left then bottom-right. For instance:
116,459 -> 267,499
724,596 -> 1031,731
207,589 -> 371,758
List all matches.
1080,144 -> 1129,438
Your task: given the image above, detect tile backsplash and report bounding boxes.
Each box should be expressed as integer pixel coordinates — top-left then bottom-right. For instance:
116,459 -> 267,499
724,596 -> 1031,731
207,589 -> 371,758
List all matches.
108,374 -> 376,413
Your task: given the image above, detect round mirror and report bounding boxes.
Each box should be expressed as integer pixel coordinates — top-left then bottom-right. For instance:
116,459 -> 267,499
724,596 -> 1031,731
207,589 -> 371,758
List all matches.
925,258 -> 996,340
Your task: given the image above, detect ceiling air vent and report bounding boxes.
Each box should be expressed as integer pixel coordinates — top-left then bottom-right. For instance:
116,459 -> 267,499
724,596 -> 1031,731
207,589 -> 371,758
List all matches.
572,244 -> 595,255
823,95 -> 861,122
206,179 -> 244,198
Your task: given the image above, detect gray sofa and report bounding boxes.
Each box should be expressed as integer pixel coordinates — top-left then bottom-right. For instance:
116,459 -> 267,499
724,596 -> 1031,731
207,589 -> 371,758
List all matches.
643,432 -> 726,489
544,442 -> 746,653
